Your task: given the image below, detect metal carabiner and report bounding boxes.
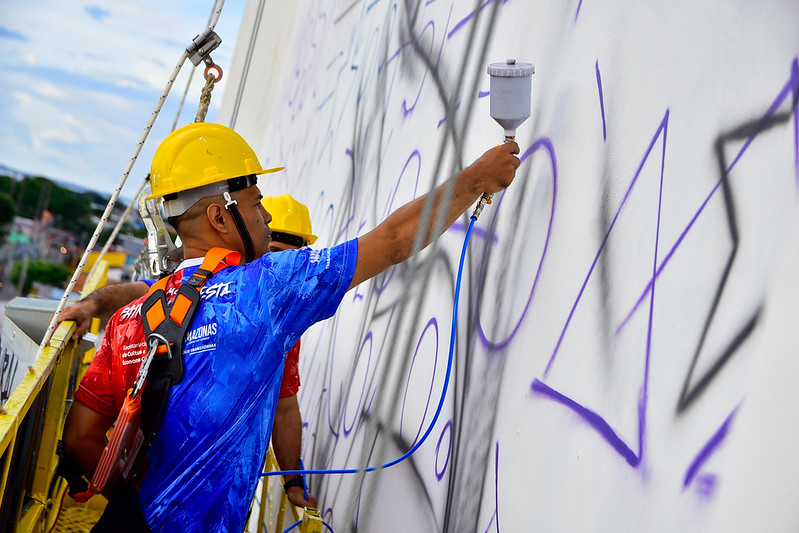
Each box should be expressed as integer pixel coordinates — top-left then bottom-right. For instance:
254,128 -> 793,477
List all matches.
131,333 -> 171,398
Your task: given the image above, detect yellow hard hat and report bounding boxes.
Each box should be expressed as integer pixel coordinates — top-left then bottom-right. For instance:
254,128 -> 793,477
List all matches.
148,122 -> 283,217
261,194 -> 318,245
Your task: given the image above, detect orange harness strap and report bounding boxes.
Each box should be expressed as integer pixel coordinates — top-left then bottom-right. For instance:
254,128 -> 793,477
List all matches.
143,248 -> 240,357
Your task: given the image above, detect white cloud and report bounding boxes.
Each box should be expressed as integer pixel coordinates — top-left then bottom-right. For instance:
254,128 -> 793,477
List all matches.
62,114 -> 83,127
131,59 -> 178,92
38,128 -> 80,144
13,92 -> 32,105
0,0 -> 246,195
31,82 -> 69,99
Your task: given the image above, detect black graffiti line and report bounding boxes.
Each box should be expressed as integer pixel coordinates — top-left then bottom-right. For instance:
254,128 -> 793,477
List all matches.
676,62 -> 798,412
617,59 -> 799,336
601,60 -> 798,413
531,60 -> 798,474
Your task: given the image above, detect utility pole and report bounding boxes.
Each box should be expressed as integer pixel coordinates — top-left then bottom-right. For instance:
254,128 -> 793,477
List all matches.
15,180 -> 51,297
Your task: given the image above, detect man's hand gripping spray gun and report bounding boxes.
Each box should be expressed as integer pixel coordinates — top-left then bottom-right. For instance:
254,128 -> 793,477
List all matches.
472,58 -> 535,219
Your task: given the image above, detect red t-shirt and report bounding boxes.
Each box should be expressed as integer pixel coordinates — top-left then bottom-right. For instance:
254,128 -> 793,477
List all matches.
76,299 -> 303,414
278,340 -> 301,398
75,296 -> 150,416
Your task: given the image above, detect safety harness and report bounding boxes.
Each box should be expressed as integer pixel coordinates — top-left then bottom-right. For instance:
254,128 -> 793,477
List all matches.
67,247 -> 240,502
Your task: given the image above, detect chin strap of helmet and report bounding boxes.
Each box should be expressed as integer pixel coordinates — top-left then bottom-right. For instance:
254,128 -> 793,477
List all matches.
223,191 -> 255,263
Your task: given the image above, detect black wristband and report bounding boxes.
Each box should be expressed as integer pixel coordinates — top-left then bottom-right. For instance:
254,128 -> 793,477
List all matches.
283,477 -> 305,493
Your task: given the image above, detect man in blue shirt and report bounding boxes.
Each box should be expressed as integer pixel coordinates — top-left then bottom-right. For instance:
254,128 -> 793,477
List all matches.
63,122 -> 519,532
61,193 -> 324,511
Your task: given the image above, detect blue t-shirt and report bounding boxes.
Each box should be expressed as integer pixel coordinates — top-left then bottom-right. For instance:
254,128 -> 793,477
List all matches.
135,240 -> 357,531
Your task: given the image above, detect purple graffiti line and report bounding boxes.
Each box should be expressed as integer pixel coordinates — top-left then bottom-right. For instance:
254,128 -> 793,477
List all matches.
399,318 -> 440,446
477,137 -> 557,351
533,112 -> 669,468
792,59 -> 799,190
596,60 -> 607,142
382,150 -> 423,219
482,440 -> 500,533
342,332 -> 374,436
435,420 -> 452,481
402,20 -> 436,118
478,441 -> 502,533
334,135 -> 372,245
324,316 -> 345,441
447,0 -> 510,40
437,101 -> 461,129
545,110 -> 669,377
683,405 -> 739,492
574,0 -> 584,24
532,379 -> 638,466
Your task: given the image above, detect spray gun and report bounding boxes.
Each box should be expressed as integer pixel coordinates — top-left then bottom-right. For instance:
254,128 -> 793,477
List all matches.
138,178 -> 177,277
472,58 -> 535,219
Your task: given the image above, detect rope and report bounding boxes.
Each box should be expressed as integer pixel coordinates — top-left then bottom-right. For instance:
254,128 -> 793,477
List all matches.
38,50 -> 189,352
86,0 -> 224,282
84,179 -> 148,283
40,0 -> 228,350
195,74 -> 217,123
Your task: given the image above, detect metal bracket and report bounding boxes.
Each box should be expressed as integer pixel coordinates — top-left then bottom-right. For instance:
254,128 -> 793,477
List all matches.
186,28 -> 222,67
137,181 -> 177,278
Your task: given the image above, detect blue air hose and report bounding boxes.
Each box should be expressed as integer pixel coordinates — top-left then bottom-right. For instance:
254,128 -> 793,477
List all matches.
264,216 -> 477,480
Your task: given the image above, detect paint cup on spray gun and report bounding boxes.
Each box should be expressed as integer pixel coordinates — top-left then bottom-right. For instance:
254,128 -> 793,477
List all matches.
472,58 -> 535,219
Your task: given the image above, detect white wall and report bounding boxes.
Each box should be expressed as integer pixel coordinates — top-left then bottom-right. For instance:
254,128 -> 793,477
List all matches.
219,1 -> 799,531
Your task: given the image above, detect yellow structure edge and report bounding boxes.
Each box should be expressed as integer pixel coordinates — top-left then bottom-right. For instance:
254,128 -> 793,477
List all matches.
0,261 -> 109,532
3,258 -> 324,533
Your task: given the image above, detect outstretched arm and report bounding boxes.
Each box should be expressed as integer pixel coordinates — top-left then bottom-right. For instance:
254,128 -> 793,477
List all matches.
350,142 -> 520,289
58,281 -> 149,339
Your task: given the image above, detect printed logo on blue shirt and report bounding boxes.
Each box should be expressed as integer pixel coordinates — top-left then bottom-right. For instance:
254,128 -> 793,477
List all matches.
184,322 -> 219,355
202,281 -> 234,299
308,249 -> 330,267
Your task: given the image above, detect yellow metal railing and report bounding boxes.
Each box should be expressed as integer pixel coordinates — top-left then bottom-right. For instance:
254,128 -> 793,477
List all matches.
0,261 -> 109,533
0,258 -> 324,533
249,449 -> 323,533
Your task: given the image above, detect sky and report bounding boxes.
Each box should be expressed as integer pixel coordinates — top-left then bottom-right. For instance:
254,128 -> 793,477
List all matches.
0,0 -> 247,198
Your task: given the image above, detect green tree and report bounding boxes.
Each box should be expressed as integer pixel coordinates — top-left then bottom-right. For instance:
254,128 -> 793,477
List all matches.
10,259 -> 72,296
0,192 -> 16,240
14,176 -> 97,238
0,174 -> 15,196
